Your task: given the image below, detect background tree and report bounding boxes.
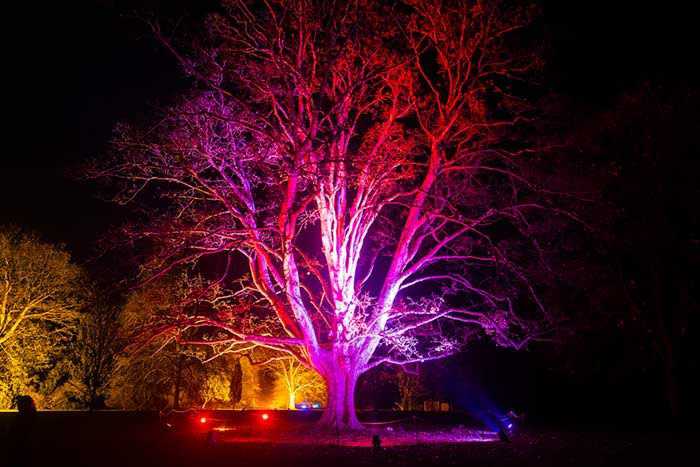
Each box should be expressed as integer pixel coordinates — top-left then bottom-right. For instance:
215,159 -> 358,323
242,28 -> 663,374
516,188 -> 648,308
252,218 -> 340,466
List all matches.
267,357 -> 325,410
108,273 -> 254,410
65,300 -> 122,409
555,82 -> 700,420
607,84 -> 698,418
200,363 -> 233,408
214,347 -> 324,409
395,366 -> 427,411
0,227 -> 84,408
108,275 -> 205,410
93,0 -> 576,429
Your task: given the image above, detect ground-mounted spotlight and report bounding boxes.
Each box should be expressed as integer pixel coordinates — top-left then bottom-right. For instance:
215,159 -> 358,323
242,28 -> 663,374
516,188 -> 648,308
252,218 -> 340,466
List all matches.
498,428 -> 511,443
261,413 -> 270,421
200,416 -> 207,424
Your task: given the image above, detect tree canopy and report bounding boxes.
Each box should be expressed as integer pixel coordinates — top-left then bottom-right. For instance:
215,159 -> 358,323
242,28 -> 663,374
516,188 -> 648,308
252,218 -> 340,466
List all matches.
0,227 -> 84,408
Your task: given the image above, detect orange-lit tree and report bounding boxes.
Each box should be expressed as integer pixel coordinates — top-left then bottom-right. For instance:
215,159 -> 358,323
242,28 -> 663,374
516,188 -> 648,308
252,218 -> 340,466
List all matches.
95,0 -> 569,429
267,356 -> 325,410
0,227 -> 84,408
108,274 -> 211,410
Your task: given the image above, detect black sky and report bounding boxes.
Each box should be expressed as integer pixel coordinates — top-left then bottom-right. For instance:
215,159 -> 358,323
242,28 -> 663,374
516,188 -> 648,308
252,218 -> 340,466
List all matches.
2,0 -> 697,261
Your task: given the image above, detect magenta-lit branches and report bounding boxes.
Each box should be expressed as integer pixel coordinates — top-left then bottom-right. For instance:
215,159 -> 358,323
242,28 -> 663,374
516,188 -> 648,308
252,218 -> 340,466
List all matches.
92,0 -> 569,429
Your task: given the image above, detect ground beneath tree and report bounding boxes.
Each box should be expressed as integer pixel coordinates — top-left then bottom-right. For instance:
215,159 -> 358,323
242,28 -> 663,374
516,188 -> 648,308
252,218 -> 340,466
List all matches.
0,411 -> 696,466
207,425 -> 499,446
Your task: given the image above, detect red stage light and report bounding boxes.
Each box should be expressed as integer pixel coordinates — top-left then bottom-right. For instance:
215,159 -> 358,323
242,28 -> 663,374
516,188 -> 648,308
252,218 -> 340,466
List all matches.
261,413 -> 269,421
200,416 -> 207,424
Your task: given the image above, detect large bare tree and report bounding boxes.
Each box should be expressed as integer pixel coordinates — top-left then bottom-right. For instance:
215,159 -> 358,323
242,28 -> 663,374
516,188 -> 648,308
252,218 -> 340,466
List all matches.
94,0 -> 570,429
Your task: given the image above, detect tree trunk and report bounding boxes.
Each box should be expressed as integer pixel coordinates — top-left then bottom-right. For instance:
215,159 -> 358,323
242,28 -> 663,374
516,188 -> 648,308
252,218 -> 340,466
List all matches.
173,353 -> 184,410
288,391 -> 296,411
317,365 -> 361,431
400,392 -> 411,411
229,357 -> 243,407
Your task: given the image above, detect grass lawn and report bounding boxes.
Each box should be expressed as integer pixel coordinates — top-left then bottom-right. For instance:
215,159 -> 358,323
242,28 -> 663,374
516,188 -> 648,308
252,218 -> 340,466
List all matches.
0,411 -> 696,466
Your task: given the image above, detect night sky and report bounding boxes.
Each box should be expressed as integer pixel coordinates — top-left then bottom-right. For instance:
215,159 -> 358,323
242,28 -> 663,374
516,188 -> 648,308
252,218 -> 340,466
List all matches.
3,0 -> 695,261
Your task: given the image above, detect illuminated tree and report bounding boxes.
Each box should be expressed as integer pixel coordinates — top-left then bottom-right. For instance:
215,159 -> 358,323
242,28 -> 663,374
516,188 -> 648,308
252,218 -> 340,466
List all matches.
0,227 -> 84,408
107,275 -> 204,410
267,357 -> 325,410
94,0 -> 571,429
201,371 -> 232,408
